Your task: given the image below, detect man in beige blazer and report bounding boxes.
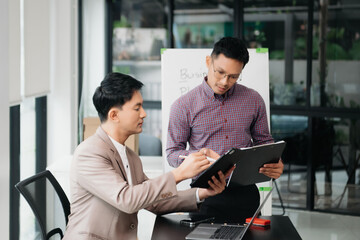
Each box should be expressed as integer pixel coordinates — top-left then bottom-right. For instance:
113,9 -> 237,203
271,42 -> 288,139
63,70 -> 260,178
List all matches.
63,73 -> 233,240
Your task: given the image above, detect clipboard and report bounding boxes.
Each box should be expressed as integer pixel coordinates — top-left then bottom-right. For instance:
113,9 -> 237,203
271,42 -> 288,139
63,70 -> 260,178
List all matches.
190,141 -> 286,188
228,141 -> 286,186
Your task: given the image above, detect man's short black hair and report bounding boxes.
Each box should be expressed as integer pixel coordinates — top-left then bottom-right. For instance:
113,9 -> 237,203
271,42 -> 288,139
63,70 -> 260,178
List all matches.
92,72 -> 143,122
211,37 -> 249,67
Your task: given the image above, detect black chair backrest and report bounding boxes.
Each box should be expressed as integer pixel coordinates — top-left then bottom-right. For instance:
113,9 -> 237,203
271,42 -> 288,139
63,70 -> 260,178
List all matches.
15,170 -> 70,240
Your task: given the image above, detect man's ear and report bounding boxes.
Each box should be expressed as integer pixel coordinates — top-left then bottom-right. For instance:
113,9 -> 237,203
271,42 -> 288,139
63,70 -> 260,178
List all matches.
108,107 -> 120,122
206,55 -> 212,68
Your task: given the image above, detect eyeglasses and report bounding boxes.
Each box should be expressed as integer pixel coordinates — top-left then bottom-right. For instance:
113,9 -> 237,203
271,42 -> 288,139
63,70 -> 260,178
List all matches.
212,59 -> 242,83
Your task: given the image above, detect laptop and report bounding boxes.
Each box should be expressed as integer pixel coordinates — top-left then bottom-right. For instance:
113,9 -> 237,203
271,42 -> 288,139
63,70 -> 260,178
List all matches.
185,186 -> 274,240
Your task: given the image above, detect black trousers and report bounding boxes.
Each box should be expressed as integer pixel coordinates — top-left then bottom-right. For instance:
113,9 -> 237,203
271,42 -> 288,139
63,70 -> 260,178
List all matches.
197,183 -> 260,223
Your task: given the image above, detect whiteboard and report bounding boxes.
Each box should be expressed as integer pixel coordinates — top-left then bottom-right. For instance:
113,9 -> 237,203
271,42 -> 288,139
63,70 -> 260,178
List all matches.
161,48 -> 272,215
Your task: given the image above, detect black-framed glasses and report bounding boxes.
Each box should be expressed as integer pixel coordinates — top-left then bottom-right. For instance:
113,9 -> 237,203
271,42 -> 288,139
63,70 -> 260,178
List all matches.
212,59 -> 242,83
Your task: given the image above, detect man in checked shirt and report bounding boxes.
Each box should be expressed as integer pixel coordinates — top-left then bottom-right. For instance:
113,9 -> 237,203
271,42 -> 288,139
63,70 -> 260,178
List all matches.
166,37 -> 284,221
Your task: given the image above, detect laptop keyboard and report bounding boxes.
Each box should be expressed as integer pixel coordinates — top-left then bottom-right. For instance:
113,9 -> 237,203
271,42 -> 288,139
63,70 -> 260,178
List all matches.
210,225 -> 244,240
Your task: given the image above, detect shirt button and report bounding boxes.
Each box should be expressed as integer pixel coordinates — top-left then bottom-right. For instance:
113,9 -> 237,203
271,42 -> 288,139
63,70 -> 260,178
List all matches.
224,118 -> 227,123
225,136 -> 228,139
222,102 -> 225,105
130,223 -> 136,230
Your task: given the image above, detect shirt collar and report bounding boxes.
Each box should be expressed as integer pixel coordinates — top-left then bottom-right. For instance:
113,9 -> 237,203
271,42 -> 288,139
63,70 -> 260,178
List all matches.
108,136 -> 126,154
201,76 -> 236,100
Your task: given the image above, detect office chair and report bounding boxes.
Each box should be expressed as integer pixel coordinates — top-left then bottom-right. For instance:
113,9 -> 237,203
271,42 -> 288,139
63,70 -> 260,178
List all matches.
336,119 -> 360,207
15,170 -> 70,240
284,118 -> 335,195
139,133 -> 162,156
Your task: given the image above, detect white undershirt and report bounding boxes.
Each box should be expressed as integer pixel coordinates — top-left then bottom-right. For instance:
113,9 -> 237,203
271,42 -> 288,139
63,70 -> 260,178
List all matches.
109,136 -> 133,186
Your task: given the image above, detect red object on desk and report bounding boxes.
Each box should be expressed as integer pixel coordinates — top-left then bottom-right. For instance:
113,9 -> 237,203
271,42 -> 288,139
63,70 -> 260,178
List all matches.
246,217 -> 271,227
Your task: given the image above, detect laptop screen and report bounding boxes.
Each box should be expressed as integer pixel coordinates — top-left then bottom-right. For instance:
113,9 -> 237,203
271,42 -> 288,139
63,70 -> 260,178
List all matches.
240,185 -> 274,236
185,184 -> 274,240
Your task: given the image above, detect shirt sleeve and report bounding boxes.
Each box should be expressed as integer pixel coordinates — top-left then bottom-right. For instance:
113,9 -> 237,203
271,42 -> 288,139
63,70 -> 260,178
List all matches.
251,94 -> 274,145
195,188 -> 204,203
166,99 -> 194,167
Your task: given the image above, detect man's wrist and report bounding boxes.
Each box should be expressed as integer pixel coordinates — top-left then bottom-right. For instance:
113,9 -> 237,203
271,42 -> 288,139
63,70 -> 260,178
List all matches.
171,168 -> 183,184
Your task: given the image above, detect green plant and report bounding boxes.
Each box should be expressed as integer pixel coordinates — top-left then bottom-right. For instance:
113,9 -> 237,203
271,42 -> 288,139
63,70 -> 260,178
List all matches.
349,40 -> 360,60
269,50 -> 284,59
326,43 -> 350,60
327,27 -> 345,40
113,16 -> 132,28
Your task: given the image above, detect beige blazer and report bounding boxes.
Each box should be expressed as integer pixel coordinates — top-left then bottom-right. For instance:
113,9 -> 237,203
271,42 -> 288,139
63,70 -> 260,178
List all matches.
63,127 -> 198,240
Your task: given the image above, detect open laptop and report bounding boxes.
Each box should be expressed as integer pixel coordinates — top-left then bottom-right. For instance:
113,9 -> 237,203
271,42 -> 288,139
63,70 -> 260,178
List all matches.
185,186 -> 274,240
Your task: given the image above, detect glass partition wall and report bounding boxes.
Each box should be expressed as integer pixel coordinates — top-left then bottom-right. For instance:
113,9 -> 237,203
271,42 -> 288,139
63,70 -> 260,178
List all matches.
260,0 -> 360,214
82,0 -> 360,215
109,0 -> 167,155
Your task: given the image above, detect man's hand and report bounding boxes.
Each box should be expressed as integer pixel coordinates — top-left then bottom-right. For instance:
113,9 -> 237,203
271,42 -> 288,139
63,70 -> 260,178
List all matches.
172,152 -> 212,183
259,158 -> 284,179
199,148 -> 220,162
198,166 -> 236,201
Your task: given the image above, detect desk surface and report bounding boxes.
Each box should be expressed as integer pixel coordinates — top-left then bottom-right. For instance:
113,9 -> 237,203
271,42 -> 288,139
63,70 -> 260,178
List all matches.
151,213 -> 302,240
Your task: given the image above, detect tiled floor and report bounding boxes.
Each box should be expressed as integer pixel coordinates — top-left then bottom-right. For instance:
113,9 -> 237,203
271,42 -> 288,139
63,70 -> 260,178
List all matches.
273,168 -> 360,213
273,208 -> 360,240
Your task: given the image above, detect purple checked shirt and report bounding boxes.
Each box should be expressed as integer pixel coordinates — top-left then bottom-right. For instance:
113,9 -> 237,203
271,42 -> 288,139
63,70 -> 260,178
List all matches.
166,77 -> 274,167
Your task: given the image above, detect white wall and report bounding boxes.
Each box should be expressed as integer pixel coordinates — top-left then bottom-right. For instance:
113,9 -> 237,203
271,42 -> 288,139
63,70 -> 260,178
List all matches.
47,0 -> 78,168
47,0 -> 105,172
47,0 -> 106,192
81,0 -> 105,118
0,0 -> 10,238
0,0 -> 78,237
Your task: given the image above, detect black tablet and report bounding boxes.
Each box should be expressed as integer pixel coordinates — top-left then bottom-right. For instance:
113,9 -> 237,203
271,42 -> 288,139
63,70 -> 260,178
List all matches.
190,141 -> 286,188
190,148 -> 240,188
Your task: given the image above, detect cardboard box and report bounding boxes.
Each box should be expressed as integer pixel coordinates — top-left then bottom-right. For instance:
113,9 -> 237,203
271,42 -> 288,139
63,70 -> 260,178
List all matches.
125,134 -> 139,154
83,117 -> 139,154
83,117 -> 101,140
